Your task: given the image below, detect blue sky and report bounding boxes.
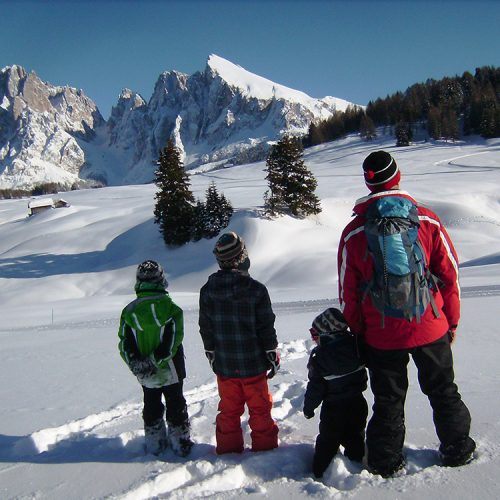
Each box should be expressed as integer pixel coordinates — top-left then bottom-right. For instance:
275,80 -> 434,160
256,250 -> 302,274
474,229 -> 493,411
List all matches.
1,0 -> 499,119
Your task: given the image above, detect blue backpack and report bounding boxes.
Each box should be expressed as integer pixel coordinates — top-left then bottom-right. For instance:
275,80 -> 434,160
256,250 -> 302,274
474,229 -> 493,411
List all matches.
363,196 -> 440,327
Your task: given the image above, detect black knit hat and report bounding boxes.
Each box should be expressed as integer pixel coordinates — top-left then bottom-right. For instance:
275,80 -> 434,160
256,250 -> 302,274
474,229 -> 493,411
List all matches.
362,151 -> 400,192
136,260 -> 167,286
213,232 -> 248,269
311,308 -> 348,335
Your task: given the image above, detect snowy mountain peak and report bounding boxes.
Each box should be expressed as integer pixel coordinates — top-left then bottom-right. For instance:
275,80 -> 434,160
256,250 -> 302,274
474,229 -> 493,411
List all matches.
0,57 -> 358,188
117,88 -> 146,108
207,53 -> 322,104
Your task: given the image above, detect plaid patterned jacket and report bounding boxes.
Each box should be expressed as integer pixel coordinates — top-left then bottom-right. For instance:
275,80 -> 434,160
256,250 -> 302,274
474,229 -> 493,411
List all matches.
199,269 -> 277,378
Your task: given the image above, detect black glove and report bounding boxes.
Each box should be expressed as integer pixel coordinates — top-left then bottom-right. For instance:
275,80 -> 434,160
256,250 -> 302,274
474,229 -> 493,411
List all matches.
205,350 -> 215,370
129,356 -> 157,378
303,408 -> 314,419
266,349 -> 281,379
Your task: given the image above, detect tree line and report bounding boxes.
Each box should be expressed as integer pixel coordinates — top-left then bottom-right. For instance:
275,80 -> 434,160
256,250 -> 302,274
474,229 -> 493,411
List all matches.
303,66 -> 500,146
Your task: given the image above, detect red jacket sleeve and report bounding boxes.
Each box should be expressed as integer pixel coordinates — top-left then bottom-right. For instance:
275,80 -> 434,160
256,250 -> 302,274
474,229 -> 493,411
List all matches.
338,222 -> 366,336
419,209 -> 461,328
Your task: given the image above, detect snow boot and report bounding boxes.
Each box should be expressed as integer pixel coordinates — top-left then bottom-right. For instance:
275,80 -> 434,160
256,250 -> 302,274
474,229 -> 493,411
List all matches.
369,455 -> 406,478
440,436 -> 476,467
312,444 -> 338,479
168,422 -> 194,457
144,418 -> 168,456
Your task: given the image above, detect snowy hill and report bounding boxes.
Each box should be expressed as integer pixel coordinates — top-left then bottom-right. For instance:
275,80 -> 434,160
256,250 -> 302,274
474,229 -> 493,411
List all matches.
0,56 -> 356,189
1,135 -> 500,499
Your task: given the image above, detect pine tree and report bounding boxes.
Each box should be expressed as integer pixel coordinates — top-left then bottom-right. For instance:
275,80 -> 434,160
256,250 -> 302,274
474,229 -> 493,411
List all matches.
192,182 -> 234,240
154,139 -> 195,246
264,139 -> 288,216
192,200 -> 208,242
395,122 -> 413,146
264,135 -> 321,218
203,182 -> 230,238
360,114 -> 377,141
480,105 -> 499,138
427,106 -> 442,140
219,192 -> 234,230
441,107 -> 460,141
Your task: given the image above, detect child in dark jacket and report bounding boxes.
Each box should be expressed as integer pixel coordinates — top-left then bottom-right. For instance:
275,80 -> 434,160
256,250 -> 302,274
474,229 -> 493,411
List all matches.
303,308 -> 368,478
199,232 -> 279,454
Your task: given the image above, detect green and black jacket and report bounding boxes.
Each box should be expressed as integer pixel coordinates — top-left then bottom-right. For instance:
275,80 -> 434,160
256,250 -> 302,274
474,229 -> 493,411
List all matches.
118,281 -> 185,387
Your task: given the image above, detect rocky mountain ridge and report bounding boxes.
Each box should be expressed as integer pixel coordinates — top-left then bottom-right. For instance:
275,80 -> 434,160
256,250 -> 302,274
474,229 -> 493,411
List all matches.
0,55 -> 356,189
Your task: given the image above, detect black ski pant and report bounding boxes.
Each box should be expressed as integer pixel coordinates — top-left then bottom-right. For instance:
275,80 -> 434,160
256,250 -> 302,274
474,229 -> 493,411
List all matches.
142,381 -> 189,428
365,333 -> 472,471
313,394 -> 368,477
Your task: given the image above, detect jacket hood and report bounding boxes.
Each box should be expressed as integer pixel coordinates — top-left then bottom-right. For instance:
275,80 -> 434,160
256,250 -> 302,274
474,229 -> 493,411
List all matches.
312,332 -> 363,378
203,269 -> 253,301
318,332 -> 346,347
352,189 -> 418,216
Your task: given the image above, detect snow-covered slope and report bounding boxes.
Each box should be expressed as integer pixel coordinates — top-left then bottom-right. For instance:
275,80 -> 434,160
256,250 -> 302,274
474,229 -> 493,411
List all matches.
0,55 -> 357,188
1,136 -> 499,499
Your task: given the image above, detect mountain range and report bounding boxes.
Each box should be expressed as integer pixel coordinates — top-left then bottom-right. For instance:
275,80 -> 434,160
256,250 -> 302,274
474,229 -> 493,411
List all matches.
0,55 -> 355,189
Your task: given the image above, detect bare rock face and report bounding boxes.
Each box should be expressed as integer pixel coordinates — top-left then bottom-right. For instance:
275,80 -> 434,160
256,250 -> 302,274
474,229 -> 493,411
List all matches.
0,56 -> 355,188
0,65 -> 104,189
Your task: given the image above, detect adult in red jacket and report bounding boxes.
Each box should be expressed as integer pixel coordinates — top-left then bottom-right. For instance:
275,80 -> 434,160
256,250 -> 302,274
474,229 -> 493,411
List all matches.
337,150 -> 475,477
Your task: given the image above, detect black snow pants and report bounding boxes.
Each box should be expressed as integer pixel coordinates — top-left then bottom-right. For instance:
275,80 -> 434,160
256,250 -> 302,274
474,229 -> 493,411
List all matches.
142,381 -> 189,428
365,333 -> 472,472
141,344 -> 189,427
313,393 -> 368,477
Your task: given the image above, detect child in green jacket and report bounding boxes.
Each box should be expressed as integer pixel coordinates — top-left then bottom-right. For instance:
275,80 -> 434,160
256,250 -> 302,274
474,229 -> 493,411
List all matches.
118,260 -> 193,457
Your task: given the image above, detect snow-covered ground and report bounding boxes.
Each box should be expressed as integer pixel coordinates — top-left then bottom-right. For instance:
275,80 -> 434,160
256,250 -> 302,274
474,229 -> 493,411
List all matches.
1,134 -> 500,499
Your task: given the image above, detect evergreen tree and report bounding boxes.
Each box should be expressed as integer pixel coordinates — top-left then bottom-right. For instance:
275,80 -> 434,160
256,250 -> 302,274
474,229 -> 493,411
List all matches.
427,106 -> 442,140
303,122 -> 325,147
202,182 -> 233,238
264,140 -> 288,216
203,182 -> 221,238
219,192 -> 234,229
426,105 -> 459,141
395,122 -> 413,146
360,114 -> 377,141
192,200 -> 208,242
154,139 -> 195,246
192,182 -> 234,240
441,107 -> 460,141
480,105 -> 499,138
264,135 -> 321,218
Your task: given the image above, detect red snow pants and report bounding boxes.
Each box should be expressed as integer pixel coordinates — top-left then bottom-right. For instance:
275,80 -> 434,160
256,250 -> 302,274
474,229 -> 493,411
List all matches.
215,372 -> 279,454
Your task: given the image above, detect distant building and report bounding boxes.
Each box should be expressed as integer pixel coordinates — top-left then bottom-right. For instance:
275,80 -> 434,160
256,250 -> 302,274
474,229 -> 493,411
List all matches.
54,199 -> 70,209
28,198 -> 54,216
27,198 -> 70,216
